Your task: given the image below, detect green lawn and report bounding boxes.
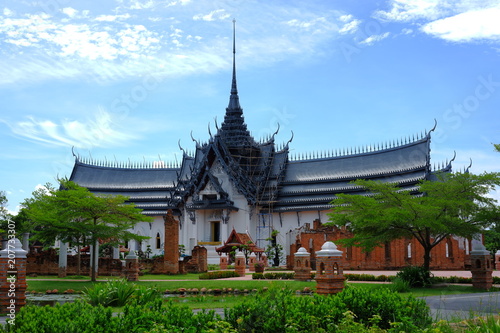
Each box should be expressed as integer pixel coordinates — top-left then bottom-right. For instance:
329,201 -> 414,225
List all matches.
27,279 -> 314,293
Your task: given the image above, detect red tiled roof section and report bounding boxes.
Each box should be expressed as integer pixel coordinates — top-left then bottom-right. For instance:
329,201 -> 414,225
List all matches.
216,228 -> 265,254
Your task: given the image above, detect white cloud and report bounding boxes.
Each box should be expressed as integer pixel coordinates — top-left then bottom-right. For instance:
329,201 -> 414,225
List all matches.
3,8 -> 14,17
62,7 -> 78,18
0,14 -> 161,60
338,15 -> 361,34
193,9 -> 230,22
3,109 -> 141,149
422,6 -> 500,42
286,17 -> 327,30
375,1 -> 500,43
95,13 -> 132,22
375,0 -> 447,22
359,32 -> 390,45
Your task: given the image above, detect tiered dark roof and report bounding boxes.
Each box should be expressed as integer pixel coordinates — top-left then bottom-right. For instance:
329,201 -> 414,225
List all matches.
68,25 -> 447,216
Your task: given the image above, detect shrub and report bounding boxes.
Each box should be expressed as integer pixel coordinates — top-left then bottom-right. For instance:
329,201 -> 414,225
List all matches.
390,277 -> 411,293
4,300 -> 224,333
82,279 -> 160,307
396,265 -> 433,288
198,270 -> 240,279
337,286 -> 432,330
224,286 -> 431,332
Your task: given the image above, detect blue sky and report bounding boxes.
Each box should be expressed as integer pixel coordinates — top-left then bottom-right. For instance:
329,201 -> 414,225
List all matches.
1,0 -> 500,213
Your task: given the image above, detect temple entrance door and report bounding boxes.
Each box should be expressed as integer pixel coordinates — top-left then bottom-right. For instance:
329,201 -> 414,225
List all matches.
211,221 -> 221,243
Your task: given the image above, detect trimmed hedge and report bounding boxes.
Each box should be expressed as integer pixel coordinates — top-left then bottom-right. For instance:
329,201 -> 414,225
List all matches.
198,270 -> 240,280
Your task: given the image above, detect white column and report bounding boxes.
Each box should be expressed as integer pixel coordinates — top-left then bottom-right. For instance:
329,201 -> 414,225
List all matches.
89,241 -> 99,274
113,246 -> 120,259
22,233 -> 30,251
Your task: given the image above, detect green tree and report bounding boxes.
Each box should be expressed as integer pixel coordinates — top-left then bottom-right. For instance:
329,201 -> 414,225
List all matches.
484,143 -> 500,253
0,191 -> 9,229
23,179 -> 151,281
327,172 -> 500,270
265,229 -> 283,267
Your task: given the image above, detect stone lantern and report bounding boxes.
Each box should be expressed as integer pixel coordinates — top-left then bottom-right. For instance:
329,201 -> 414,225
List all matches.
470,241 -> 493,290
235,251 -> 246,277
0,238 -> 28,315
315,241 -> 344,295
294,247 -> 312,281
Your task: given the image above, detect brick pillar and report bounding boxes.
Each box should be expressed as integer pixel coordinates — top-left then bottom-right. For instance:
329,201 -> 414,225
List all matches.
261,253 -> 268,267
235,251 -> 246,277
124,252 -> 139,282
315,241 -> 344,295
248,253 -> 256,272
164,210 -> 179,274
294,247 -> 312,281
470,242 -> 493,290
220,254 -> 228,270
58,241 -> 68,278
0,238 -> 28,317
495,250 -> 500,270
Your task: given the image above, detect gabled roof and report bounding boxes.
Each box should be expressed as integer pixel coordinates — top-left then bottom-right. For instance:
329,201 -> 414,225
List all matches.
215,228 -> 265,254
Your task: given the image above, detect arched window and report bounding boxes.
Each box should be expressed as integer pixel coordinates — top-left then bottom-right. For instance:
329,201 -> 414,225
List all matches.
156,233 -> 161,249
319,262 -> 325,275
296,259 -> 301,268
407,242 -> 412,258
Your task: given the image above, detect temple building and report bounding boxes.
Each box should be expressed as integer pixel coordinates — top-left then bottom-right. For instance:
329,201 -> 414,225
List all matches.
68,26 -> 458,267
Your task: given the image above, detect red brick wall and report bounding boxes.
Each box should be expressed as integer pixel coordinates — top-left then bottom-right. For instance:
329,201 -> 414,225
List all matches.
289,220 -> 469,270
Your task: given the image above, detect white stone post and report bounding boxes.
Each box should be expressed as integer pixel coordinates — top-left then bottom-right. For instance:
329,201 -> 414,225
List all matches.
58,242 -> 68,278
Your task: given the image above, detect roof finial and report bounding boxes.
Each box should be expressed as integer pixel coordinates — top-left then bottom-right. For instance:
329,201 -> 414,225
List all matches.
227,19 -> 241,110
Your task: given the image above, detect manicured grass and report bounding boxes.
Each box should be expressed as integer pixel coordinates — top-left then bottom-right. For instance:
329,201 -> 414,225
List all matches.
26,279 -> 314,293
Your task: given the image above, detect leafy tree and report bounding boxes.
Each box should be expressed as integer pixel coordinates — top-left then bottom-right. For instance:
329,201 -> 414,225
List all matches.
484,143 -> 500,253
0,191 -> 10,232
265,229 -> 283,267
23,179 -> 151,281
327,172 -> 500,270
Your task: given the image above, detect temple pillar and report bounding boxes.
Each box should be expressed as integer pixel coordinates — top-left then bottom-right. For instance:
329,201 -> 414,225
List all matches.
315,241 -> 345,295
58,241 -> 68,278
294,247 -> 312,281
235,251 -> 246,277
0,238 -> 28,316
164,210 -> 179,274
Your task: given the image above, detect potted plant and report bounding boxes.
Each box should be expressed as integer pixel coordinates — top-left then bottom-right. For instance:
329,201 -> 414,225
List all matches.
254,262 -> 265,273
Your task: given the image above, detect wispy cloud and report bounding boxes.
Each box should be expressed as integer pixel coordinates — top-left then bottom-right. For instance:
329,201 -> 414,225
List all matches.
422,6 -> 500,42
359,32 -> 390,45
2,109 -> 141,149
338,14 -> 361,35
193,9 -> 230,22
375,0 -> 500,43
